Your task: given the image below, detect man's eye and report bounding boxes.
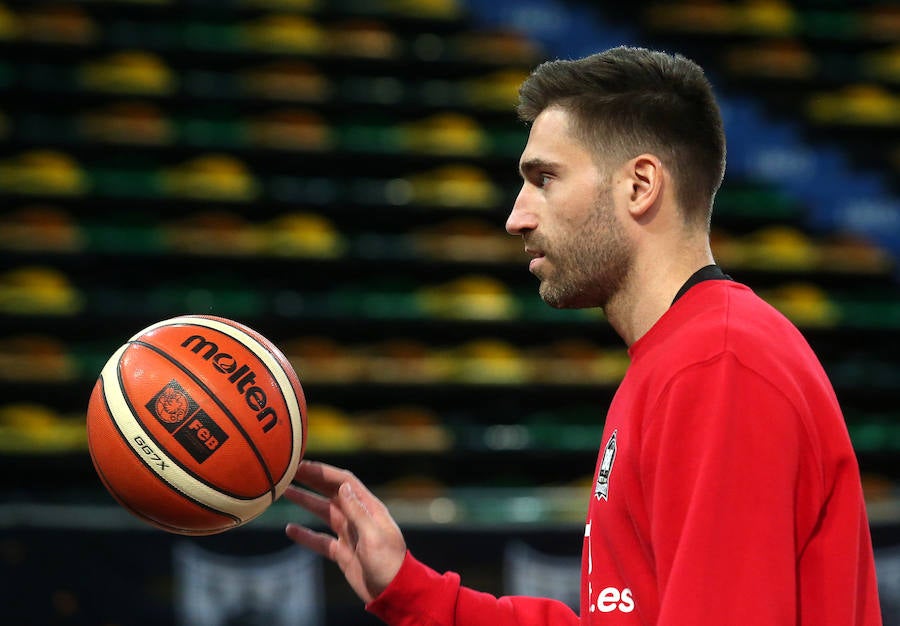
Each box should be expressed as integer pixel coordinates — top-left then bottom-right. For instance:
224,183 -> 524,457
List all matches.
540,174 -> 551,187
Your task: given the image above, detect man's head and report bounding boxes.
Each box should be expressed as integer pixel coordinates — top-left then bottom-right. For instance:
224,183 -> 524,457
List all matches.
508,47 -> 725,314
517,46 -> 726,228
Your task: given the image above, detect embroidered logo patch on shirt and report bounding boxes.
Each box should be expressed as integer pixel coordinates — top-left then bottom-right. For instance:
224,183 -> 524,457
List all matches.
595,430 -> 617,501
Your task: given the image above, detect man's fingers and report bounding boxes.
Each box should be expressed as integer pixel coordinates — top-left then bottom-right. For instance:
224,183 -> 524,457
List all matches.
294,461 -> 389,519
285,523 -> 363,582
287,469 -> 407,605
284,484 -> 335,526
338,477 -> 393,523
291,460 -> 395,543
337,482 -> 381,537
285,524 -> 338,560
284,485 -> 356,543
293,460 -> 357,497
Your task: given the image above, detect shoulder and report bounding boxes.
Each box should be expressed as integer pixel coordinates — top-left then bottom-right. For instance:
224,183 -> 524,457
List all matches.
639,280 -> 844,440
706,282 -> 823,384
633,280 -> 832,406
635,280 -> 807,371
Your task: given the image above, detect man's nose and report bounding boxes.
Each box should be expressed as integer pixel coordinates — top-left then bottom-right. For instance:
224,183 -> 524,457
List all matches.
506,186 -> 537,235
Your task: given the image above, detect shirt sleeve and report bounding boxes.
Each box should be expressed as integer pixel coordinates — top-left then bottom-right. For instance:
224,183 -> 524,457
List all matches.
367,551 -> 581,626
640,351 -> 820,625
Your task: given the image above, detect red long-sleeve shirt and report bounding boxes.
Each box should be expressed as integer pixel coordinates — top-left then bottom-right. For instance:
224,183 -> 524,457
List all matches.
367,280 -> 882,625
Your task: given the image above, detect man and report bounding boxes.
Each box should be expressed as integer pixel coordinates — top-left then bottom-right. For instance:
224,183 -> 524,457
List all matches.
284,46 -> 883,625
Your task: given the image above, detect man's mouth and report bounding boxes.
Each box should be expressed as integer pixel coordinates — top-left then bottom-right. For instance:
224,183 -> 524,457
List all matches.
525,247 -> 545,272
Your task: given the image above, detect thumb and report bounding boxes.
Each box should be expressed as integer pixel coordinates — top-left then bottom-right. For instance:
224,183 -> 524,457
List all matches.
338,483 -> 369,522
338,482 -> 371,527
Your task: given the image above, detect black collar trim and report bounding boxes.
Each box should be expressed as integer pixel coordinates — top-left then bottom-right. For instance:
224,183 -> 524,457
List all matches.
671,265 -> 733,305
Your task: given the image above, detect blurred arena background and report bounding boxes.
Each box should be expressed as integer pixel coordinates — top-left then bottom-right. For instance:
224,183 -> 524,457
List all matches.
1,0 -> 899,624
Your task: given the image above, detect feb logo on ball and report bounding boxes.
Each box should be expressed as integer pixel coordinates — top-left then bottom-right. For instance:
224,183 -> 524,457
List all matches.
149,380 -> 194,425
146,380 -> 229,464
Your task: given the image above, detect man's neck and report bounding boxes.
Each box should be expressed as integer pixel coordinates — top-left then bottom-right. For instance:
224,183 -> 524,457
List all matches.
604,242 -> 716,347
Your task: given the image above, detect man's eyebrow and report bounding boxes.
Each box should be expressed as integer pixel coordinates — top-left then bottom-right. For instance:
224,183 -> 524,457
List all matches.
518,158 -> 560,179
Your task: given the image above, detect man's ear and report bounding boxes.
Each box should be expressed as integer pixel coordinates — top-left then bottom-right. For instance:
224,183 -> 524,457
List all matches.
626,154 -> 664,221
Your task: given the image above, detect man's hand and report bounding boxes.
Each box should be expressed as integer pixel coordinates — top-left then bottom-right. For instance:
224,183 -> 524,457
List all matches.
284,460 -> 407,604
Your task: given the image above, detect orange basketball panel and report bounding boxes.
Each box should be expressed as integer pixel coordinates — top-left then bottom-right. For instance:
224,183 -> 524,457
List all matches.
194,315 -> 308,476
87,377 -> 240,535
117,342 -> 274,499
137,321 -> 297,483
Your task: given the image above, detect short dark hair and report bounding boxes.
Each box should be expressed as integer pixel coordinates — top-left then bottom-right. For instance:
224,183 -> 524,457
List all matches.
517,46 -> 726,228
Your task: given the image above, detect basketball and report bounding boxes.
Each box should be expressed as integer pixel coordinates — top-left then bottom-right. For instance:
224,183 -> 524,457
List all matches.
86,315 -> 307,535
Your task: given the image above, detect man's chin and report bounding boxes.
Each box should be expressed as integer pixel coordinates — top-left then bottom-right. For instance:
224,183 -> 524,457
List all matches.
539,284 -> 603,310
539,286 -> 577,309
